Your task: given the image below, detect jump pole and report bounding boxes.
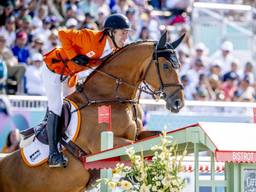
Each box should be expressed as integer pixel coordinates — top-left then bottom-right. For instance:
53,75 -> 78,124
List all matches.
98,105 -> 113,192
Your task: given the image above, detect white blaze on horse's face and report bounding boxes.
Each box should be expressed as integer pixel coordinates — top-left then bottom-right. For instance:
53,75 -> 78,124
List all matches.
113,29 -> 129,48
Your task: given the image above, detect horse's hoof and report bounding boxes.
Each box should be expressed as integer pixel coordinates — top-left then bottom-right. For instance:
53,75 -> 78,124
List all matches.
136,131 -> 162,141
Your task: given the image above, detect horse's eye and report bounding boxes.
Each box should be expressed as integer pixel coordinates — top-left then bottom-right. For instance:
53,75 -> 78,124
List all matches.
163,63 -> 169,70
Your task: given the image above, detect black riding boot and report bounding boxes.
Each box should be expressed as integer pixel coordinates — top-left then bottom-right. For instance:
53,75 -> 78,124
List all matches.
47,111 -> 68,168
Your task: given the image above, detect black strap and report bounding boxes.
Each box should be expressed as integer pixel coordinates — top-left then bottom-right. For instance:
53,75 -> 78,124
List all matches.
57,52 -> 69,82
60,138 -> 87,162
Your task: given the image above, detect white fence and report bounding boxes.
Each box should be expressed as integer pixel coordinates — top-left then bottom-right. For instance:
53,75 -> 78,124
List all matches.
3,95 -> 256,131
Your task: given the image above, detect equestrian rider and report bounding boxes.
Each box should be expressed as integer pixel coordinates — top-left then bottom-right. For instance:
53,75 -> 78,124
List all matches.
42,14 -> 131,168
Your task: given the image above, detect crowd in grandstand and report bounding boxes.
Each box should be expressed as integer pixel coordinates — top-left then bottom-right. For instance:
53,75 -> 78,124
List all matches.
0,0 -> 255,102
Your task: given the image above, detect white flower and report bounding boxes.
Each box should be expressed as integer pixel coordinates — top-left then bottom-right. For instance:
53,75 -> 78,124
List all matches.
139,184 -> 150,192
120,180 -> 133,190
126,147 -> 135,156
152,185 -> 158,191
107,181 -> 117,190
157,175 -> 163,180
159,153 -> 165,160
162,176 -> 172,187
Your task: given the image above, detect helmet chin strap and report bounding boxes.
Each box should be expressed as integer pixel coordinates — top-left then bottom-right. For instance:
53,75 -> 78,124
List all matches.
109,30 -> 121,49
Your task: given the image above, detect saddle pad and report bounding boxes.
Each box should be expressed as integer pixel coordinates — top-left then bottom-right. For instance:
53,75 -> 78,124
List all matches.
20,99 -> 81,167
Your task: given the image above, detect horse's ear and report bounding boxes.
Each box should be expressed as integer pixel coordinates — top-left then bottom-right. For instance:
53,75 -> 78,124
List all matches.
168,33 -> 186,49
157,30 -> 167,50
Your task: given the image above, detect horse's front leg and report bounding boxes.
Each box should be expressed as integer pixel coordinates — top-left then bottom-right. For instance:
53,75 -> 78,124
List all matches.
113,123 -> 137,147
114,136 -> 134,147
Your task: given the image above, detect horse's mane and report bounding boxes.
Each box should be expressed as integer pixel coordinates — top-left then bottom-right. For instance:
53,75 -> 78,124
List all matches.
84,40 -> 155,83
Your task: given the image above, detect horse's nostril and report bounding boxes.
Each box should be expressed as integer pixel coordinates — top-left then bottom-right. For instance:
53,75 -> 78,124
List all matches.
174,99 -> 181,108
160,92 -> 166,99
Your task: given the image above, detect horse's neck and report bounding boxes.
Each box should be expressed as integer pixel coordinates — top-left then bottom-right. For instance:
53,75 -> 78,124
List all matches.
70,43 -> 154,102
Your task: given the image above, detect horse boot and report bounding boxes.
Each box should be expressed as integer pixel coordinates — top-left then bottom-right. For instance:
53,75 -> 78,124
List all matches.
47,111 -> 68,168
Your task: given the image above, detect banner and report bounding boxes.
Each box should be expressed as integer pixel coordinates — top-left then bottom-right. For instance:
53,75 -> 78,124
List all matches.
98,105 -> 112,130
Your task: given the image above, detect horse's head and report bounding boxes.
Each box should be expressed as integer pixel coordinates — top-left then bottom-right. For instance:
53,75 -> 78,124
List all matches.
142,31 -> 185,113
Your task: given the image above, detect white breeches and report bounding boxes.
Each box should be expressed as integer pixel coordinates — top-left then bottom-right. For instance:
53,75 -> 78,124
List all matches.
42,65 -> 75,116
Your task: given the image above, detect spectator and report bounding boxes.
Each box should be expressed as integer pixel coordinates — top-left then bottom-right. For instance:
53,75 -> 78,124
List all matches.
29,34 -> 45,55
165,0 -> 192,16
31,5 -> 48,30
0,34 -> 25,94
80,13 -> 97,30
33,17 -> 52,40
25,53 -> 45,95
210,41 -> 236,74
221,71 -> 239,101
241,61 -> 254,85
112,0 -> 130,14
126,8 -> 138,41
223,60 -> 240,82
190,42 -> 209,67
181,75 -> 194,100
234,76 -> 255,102
138,26 -> 150,41
208,75 -> 225,101
12,31 -> 30,64
0,59 -> 7,94
96,11 -> 107,30
20,15 -> 32,36
178,45 -> 191,76
44,29 -> 60,51
0,1 -> 14,27
209,63 -> 222,81
64,4 -> 79,21
1,128 -> 20,153
193,74 -> 211,101
186,58 -> 206,87
0,16 -> 16,48
140,8 -> 160,41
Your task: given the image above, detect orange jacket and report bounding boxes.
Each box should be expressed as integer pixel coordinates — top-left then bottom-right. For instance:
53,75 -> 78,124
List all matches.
43,28 -> 107,76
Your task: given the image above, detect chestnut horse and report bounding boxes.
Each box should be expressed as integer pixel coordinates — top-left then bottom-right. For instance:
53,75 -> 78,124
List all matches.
0,31 -> 185,192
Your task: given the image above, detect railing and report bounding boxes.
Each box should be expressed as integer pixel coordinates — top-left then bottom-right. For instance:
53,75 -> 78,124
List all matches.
5,95 -> 256,110
5,96 -> 256,125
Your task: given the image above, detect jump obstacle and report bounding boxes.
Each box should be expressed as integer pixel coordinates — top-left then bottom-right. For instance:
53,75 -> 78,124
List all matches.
86,121 -> 256,192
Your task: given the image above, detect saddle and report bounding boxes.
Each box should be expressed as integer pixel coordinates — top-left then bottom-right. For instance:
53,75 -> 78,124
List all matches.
21,101 -> 72,144
20,100 -> 87,162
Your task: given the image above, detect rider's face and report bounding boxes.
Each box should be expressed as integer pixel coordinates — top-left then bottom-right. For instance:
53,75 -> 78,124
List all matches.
113,29 -> 129,48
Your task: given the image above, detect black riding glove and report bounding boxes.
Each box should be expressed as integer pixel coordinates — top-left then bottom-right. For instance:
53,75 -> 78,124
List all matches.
71,54 -> 90,66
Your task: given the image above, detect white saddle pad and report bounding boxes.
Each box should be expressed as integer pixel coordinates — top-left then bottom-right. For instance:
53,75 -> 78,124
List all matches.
20,100 -> 81,167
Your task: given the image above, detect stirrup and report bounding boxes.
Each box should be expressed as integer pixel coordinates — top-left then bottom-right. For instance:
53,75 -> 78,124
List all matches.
48,152 -> 68,168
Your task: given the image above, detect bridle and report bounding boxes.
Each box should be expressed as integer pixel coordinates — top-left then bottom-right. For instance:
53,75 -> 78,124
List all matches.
73,43 -> 184,112
141,46 -> 184,101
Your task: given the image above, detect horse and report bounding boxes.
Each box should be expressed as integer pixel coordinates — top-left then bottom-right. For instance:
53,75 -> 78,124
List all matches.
0,31 -> 185,192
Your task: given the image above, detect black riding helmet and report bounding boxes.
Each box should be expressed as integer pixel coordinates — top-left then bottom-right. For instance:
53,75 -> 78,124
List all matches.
103,14 -> 131,30
102,14 -> 131,48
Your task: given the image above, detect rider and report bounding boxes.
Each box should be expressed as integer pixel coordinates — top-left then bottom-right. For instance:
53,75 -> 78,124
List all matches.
42,14 -> 131,168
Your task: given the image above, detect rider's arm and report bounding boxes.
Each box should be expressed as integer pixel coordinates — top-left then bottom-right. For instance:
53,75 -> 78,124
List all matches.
58,29 -> 90,60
